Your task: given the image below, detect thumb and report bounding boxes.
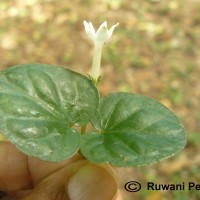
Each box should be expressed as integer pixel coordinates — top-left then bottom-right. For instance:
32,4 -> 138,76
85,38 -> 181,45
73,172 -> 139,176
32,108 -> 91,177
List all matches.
67,162 -> 118,200
23,160 -> 118,200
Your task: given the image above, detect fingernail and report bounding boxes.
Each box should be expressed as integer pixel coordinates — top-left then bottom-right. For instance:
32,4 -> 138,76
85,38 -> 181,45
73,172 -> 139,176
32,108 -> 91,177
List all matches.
67,163 -> 117,200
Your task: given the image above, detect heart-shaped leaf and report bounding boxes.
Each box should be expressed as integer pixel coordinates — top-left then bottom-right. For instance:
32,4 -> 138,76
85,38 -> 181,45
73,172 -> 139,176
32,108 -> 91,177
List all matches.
81,93 -> 186,166
0,64 -> 99,161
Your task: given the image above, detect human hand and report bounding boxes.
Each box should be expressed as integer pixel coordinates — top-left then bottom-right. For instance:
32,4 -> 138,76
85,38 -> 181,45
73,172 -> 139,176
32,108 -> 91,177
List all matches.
0,141 -> 122,200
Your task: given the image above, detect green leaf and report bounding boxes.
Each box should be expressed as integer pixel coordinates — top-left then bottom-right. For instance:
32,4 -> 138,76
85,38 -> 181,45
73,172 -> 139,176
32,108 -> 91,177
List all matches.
0,64 -> 99,162
81,93 -> 186,166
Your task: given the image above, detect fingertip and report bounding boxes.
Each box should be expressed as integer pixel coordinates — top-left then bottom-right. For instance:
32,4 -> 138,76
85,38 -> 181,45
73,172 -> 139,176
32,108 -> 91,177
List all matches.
0,141 -> 32,191
67,163 -> 118,200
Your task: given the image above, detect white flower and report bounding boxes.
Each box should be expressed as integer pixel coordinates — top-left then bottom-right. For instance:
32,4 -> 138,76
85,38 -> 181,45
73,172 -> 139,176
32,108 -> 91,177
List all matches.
83,20 -> 118,84
83,20 -> 119,44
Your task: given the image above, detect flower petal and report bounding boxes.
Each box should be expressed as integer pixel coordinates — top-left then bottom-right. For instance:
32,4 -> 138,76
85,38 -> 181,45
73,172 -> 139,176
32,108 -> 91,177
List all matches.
83,20 -> 96,41
83,20 -> 118,44
96,21 -> 108,34
96,27 -> 110,43
106,23 -> 119,42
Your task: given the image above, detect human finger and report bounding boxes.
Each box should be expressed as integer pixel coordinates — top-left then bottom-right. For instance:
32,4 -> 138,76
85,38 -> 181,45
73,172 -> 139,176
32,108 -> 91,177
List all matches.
23,161 -> 118,200
0,141 -> 81,192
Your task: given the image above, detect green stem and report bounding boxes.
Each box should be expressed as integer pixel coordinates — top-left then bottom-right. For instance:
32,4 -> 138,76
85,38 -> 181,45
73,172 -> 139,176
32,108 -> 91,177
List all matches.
81,124 -> 87,134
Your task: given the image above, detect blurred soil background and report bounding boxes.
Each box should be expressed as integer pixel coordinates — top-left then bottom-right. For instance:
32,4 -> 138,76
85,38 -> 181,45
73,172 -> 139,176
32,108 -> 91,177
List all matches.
0,0 -> 200,199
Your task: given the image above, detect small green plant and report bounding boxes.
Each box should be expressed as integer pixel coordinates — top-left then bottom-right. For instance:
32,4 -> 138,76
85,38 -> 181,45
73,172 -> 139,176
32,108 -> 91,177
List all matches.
0,21 -> 186,166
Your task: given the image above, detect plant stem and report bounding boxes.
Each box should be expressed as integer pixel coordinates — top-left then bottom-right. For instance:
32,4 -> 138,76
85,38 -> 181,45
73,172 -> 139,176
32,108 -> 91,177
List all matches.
81,124 -> 87,134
